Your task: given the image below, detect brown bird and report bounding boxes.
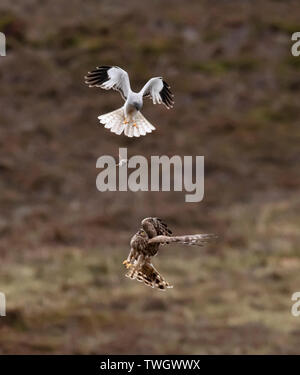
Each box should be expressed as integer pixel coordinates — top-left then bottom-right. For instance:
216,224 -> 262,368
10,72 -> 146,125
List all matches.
123,217 -> 217,290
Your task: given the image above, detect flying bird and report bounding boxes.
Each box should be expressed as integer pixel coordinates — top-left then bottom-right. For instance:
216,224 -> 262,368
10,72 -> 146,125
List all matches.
84,66 -> 174,137
123,217 -> 217,290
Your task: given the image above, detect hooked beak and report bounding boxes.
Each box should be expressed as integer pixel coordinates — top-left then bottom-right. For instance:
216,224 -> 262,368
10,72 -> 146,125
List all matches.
133,102 -> 142,111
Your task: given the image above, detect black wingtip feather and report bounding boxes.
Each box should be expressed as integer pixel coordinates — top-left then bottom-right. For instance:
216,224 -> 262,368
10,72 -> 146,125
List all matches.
84,65 -> 111,87
160,80 -> 174,109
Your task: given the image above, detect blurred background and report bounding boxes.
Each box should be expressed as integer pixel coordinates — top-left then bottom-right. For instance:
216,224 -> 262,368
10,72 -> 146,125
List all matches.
0,0 -> 300,354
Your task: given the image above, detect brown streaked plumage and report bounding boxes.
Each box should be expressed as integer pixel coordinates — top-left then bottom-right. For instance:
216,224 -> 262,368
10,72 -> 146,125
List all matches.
123,217 -> 217,290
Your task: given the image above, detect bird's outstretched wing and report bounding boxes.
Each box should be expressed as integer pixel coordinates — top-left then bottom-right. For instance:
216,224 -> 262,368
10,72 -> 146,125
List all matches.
141,77 -> 174,109
148,234 -> 217,246
84,66 -> 131,100
126,259 -> 173,290
153,217 -> 173,236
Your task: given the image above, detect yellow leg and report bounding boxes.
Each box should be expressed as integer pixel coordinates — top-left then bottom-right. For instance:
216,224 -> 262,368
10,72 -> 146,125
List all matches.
123,259 -> 132,269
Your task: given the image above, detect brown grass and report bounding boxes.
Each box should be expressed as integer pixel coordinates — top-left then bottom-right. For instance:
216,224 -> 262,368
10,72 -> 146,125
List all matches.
0,0 -> 300,354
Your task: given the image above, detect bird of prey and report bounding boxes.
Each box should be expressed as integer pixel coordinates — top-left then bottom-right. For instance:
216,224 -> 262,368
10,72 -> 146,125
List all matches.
84,66 -> 174,137
123,217 -> 217,290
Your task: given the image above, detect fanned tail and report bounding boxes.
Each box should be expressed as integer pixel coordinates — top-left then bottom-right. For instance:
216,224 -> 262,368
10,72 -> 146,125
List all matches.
126,261 -> 173,290
98,107 -> 126,135
98,108 -> 156,138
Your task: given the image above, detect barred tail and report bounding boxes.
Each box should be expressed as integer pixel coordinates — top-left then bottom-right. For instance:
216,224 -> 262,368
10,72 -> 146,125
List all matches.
148,233 -> 217,246
126,261 -> 173,290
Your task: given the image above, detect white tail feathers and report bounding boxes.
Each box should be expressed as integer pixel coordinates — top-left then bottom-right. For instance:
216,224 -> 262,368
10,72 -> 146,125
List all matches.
98,108 -> 156,137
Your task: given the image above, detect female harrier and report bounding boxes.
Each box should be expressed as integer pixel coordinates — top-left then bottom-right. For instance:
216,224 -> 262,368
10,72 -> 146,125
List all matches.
123,217 -> 217,290
84,66 -> 174,137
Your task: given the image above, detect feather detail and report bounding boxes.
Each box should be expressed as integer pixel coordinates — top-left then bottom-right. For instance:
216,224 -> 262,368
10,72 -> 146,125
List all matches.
148,234 -> 217,246
126,261 -> 173,290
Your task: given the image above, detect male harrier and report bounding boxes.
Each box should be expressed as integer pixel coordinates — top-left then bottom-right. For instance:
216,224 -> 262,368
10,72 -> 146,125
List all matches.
84,66 -> 174,137
123,217 -> 217,290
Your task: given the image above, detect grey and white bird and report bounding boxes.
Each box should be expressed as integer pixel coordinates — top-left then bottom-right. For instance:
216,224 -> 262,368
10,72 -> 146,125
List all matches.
84,66 -> 174,137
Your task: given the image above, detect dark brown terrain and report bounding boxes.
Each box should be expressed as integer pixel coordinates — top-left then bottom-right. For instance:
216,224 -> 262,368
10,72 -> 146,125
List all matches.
0,0 -> 300,354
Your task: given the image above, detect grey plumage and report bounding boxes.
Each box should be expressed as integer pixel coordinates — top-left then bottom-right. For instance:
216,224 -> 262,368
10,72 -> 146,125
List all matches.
84,66 -> 174,137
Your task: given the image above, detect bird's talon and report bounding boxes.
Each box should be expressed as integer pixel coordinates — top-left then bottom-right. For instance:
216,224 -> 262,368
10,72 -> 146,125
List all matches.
123,260 -> 133,269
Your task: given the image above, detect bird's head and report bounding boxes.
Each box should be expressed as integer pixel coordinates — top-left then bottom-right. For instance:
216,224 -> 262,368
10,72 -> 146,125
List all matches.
133,101 -> 143,111
138,228 -> 148,238
141,218 -> 157,238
